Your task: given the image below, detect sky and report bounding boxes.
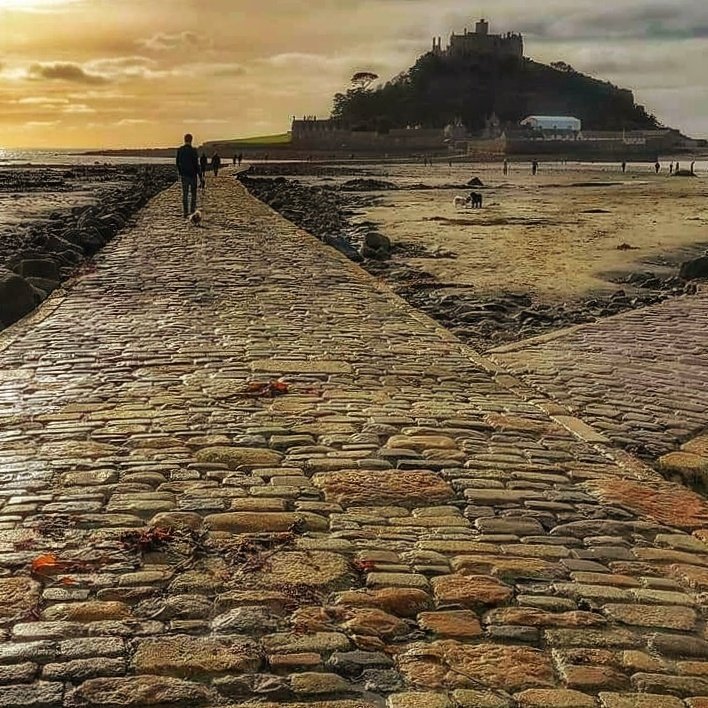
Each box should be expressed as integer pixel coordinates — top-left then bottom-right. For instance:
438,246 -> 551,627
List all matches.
0,0 -> 706,148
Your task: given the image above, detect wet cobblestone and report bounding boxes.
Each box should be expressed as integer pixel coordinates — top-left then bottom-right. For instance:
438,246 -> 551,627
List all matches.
0,174 -> 706,706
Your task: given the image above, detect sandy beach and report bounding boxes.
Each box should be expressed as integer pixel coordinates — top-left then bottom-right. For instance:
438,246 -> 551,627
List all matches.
245,159 -> 708,349
351,162 -> 708,302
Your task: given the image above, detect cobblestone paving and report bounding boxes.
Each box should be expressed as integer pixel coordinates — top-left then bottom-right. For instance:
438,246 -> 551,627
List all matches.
0,175 -> 707,708
491,291 -> 708,460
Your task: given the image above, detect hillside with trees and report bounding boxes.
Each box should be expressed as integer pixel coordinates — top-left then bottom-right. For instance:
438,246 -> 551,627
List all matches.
332,52 -> 661,132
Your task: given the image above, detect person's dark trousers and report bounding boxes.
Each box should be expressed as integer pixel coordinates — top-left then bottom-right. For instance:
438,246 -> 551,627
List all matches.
181,176 -> 198,216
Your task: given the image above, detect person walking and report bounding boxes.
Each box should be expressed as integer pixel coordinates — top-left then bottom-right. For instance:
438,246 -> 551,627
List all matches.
655,161 -> 660,174
503,159 -> 509,176
669,162 -> 674,175
238,153 -> 243,166
211,152 -> 222,177
199,153 -> 208,189
532,159 -> 539,176
621,161 -> 627,174
177,133 -> 200,218
691,161 -> 696,175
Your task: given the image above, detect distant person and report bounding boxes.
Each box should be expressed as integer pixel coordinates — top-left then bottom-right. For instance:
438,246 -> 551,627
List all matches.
232,154 -> 237,166
532,159 -> 539,176
655,161 -> 660,174
669,162 -> 674,175
503,159 -> 509,176
691,161 -> 696,175
238,153 -> 243,166
211,152 -> 221,177
177,133 -> 199,218
621,161 -> 627,174
199,153 -> 208,189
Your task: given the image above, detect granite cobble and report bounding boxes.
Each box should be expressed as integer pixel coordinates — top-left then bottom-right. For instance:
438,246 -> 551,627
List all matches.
0,174 -> 706,706
491,291 -> 708,465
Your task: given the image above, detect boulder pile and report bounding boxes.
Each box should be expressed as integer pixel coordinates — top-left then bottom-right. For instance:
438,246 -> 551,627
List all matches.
240,176 -> 392,263
0,165 -> 174,330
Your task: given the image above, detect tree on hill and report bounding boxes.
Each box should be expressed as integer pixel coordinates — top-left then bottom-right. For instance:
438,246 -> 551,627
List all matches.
351,72 -> 379,89
331,51 -> 661,132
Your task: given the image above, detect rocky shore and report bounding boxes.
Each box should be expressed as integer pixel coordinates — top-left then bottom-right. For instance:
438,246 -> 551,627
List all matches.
241,173 -> 708,352
0,165 -> 175,330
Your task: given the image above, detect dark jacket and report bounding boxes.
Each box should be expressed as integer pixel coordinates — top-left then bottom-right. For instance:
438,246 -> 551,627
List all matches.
177,144 -> 200,179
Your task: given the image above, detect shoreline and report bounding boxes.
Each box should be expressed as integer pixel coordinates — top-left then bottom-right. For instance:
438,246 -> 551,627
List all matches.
240,164 -> 708,352
0,164 -> 175,330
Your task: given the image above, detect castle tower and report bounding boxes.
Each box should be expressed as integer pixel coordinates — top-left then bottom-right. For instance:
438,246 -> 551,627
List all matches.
476,19 -> 489,35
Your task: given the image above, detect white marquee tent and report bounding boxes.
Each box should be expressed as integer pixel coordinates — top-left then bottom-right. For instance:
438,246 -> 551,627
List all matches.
521,116 -> 582,131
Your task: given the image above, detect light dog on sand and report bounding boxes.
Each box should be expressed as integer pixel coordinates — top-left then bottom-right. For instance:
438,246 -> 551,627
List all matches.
188,209 -> 203,226
454,192 -> 483,209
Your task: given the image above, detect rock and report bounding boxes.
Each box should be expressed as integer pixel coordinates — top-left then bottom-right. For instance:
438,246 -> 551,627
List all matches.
514,688 -> 596,707
0,268 -> 36,327
680,255 -> 708,281
389,692 -> 453,708
432,574 -> 513,609
291,671 -> 352,695
150,512 -> 204,531
362,232 -> 392,260
26,277 -> 61,295
0,682 -> 64,707
0,577 -> 41,622
397,641 -> 554,692
313,469 -> 454,508
603,604 -> 696,631
418,610 -> 483,638
210,607 -> 278,634
194,446 -> 283,469
65,675 -> 215,706
340,178 -> 396,191
132,635 -> 261,678
323,234 -> 364,262
14,259 -> 60,281
327,651 -> 393,677
586,478 -> 708,530
342,608 -> 409,639
42,601 -> 130,622
204,511 -> 327,533
659,451 -> 708,489
335,588 -> 431,618
251,551 -> 351,589
467,177 -> 484,187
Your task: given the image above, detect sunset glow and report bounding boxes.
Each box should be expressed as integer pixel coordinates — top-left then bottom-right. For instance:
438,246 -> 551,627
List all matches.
1,0 -> 706,149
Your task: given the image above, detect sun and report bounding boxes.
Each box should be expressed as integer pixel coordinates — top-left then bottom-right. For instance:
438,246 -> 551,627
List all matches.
0,0 -> 78,11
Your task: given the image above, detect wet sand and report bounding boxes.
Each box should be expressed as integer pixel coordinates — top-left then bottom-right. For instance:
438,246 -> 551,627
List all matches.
357,163 -> 708,303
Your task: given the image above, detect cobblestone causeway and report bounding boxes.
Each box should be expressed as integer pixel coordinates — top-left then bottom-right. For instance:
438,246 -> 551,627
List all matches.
491,291 -> 708,460
0,175 -> 707,708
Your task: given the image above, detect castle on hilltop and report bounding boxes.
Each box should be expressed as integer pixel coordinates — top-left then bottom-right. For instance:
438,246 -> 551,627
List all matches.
432,18 -> 523,59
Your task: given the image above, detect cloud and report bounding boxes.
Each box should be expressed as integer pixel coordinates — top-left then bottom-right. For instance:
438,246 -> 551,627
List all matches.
0,0 -> 85,14
28,62 -> 110,85
62,103 -> 96,114
139,31 -> 211,51
16,96 -> 69,105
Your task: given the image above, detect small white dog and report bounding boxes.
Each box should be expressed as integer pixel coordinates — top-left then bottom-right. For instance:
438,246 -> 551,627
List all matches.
454,196 -> 469,209
188,209 -> 203,226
